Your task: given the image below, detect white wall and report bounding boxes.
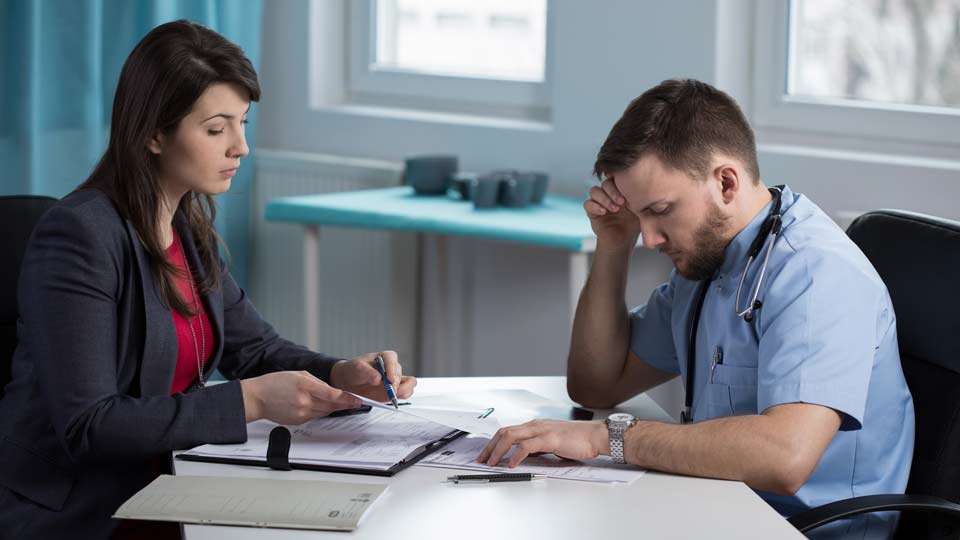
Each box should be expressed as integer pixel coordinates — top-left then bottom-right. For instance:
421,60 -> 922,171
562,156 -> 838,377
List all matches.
255,0 -> 960,418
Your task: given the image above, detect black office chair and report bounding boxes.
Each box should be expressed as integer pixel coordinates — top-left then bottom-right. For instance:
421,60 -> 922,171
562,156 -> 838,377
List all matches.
0,195 -> 58,398
788,210 -> 960,539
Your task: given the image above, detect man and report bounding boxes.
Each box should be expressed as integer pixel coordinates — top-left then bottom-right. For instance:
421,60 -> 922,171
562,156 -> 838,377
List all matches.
478,79 -> 914,538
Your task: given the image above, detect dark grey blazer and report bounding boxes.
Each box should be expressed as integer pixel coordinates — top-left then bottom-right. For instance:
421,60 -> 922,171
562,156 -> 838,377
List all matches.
0,189 -> 341,539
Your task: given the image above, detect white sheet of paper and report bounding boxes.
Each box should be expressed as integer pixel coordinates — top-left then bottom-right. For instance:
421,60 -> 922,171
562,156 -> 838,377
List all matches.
352,393 -> 502,436
418,434 -> 646,484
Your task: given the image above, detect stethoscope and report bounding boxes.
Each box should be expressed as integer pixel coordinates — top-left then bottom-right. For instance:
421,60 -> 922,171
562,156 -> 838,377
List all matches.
680,186 -> 784,424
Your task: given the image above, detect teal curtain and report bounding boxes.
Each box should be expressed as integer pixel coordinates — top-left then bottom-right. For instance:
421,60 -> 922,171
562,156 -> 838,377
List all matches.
0,0 -> 263,288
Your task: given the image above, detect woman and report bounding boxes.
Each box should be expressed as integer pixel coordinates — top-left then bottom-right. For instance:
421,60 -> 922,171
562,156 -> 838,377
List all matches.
0,20 -> 416,539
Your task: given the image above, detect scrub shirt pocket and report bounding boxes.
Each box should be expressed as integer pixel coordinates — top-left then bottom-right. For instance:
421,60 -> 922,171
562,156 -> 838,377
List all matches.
710,364 -> 759,416
703,379 -> 734,419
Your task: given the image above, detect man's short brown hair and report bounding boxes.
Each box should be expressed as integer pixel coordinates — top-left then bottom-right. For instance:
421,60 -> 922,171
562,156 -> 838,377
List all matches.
593,79 -> 760,183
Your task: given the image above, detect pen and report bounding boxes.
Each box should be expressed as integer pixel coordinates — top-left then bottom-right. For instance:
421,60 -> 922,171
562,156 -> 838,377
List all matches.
710,346 -> 723,383
375,353 -> 399,409
446,473 -> 547,484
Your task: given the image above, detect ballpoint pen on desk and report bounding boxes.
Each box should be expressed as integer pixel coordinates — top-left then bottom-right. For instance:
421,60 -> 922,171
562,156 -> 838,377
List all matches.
446,473 -> 547,484
374,353 -> 400,409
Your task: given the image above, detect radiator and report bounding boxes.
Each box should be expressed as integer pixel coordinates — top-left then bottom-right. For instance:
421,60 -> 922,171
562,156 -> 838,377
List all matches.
250,149 -> 418,370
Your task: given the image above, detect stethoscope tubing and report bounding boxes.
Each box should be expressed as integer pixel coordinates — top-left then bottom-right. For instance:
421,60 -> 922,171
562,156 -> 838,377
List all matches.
682,186 -> 784,423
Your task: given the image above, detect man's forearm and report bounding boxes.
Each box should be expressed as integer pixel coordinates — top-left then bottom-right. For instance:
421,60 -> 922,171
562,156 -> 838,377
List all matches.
567,243 -> 634,396
623,415 -> 808,496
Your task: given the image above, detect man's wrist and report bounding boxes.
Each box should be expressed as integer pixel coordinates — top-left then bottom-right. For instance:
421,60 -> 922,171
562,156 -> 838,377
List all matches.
594,420 -> 611,456
595,237 -> 638,258
621,420 -> 649,466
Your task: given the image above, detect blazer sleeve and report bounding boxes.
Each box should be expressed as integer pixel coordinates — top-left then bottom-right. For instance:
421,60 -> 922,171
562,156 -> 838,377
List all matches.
215,256 -> 344,382
19,204 -> 247,466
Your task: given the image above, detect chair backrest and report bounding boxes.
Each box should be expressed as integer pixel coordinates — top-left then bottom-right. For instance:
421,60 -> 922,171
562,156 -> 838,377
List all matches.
846,210 -> 960,536
0,195 -> 58,397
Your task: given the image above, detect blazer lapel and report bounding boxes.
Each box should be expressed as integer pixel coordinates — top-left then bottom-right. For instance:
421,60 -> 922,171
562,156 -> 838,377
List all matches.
124,220 -> 177,397
175,214 -> 225,380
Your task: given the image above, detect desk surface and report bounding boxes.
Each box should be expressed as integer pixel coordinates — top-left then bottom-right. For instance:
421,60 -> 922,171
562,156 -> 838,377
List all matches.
264,186 -> 599,252
174,376 -> 803,540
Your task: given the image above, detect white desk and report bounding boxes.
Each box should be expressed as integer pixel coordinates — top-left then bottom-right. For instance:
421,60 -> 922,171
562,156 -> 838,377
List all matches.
174,377 -> 804,539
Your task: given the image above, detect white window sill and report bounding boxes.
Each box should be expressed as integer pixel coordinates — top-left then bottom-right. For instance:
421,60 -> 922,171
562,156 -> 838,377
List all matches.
313,103 -> 554,133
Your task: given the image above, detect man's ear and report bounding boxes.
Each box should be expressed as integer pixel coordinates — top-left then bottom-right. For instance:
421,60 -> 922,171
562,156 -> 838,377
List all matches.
713,163 -> 741,205
146,130 -> 164,155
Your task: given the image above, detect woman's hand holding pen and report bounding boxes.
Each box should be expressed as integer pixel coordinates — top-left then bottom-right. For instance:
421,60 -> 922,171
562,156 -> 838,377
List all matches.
240,371 -> 362,424
330,350 -> 418,402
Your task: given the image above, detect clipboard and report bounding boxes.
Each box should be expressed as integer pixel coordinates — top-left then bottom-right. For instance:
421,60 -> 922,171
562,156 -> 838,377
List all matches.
176,407 -> 494,477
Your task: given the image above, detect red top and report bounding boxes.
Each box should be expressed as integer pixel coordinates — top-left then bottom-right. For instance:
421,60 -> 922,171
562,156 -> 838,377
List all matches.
165,232 -> 215,394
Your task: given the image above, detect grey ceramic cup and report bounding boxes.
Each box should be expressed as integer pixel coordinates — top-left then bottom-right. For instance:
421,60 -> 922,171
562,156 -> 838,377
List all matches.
521,171 -> 549,204
404,155 -> 458,195
498,172 -> 534,208
472,174 -> 501,209
452,172 -> 478,201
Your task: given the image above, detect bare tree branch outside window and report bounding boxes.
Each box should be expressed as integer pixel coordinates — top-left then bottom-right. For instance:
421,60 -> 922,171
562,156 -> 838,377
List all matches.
791,0 -> 960,108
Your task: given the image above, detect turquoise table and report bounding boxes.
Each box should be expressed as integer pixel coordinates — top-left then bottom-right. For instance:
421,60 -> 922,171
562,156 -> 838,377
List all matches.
265,186 -> 602,350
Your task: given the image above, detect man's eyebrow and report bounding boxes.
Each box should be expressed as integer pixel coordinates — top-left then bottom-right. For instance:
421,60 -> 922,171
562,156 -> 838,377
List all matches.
200,104 -> 252,123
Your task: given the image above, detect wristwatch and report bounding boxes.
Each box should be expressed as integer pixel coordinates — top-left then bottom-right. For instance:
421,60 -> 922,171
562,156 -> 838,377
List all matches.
606,413 -> 637,464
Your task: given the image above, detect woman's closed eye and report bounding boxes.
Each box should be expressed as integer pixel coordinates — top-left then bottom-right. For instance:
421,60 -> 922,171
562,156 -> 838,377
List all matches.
208,120 -> 247,135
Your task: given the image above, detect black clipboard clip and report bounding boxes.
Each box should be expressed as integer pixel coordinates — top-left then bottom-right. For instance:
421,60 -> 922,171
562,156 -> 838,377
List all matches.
266,426 -> 293,471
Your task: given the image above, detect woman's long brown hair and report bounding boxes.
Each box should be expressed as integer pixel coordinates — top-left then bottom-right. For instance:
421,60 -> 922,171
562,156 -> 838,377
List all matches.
80,20 -> 260,316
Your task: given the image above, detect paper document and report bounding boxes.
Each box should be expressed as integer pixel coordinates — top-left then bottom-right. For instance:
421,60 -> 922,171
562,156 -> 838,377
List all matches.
419,434 -> 646,484
353,393 -> 501,436
113,475 -> 386,531
182,409 -> 462,471
411,389 -> 595,426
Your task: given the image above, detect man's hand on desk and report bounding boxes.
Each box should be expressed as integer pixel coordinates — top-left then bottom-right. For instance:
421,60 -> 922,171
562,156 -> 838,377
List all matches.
329,350 -> 418,402
477,419 -> 609,468
240,371 -> 362,424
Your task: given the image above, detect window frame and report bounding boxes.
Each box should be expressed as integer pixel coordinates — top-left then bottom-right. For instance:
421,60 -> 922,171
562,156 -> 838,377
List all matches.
752,0 -> 960,148
346,0 -> 552,116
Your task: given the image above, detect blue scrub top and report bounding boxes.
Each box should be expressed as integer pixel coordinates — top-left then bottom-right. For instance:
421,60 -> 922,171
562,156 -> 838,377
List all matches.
629,186 -> 915,538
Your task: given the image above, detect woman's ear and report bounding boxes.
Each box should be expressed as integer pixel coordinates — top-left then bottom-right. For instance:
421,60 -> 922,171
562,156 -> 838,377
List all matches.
146,131 -> 164,155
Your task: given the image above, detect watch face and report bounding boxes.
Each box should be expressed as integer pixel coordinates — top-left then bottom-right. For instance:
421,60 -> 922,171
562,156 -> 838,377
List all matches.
608,413 -> 634,423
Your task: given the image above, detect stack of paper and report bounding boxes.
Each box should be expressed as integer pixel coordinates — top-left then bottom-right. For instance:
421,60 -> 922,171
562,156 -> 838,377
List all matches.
114,475 -> 387,531
182,408 -> 467,472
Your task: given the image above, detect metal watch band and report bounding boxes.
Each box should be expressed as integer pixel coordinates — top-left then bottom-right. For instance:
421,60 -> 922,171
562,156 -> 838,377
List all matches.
610,424 -> 627,463
607,415 -> 636,464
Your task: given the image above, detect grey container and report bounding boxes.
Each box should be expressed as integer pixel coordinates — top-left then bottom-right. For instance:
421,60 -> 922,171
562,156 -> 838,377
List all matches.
472,174 -> 502,209
404,155 -> 458,195
521,171 -> 549,204
497,172 -> 534,208
452,172 -> 478,201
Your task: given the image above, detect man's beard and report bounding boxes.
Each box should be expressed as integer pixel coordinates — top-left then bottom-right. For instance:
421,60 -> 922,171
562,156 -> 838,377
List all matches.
676,201 -> 731,281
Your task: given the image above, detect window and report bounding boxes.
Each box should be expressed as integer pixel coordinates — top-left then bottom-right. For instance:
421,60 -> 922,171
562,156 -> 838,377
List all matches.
348,0 -> 551,120
790,0 -> 960,109
374,0 -> 547,82
753,0 -> 960,147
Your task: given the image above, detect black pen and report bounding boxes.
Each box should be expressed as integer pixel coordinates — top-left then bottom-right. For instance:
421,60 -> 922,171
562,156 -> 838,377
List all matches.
446,473 -> 547,484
